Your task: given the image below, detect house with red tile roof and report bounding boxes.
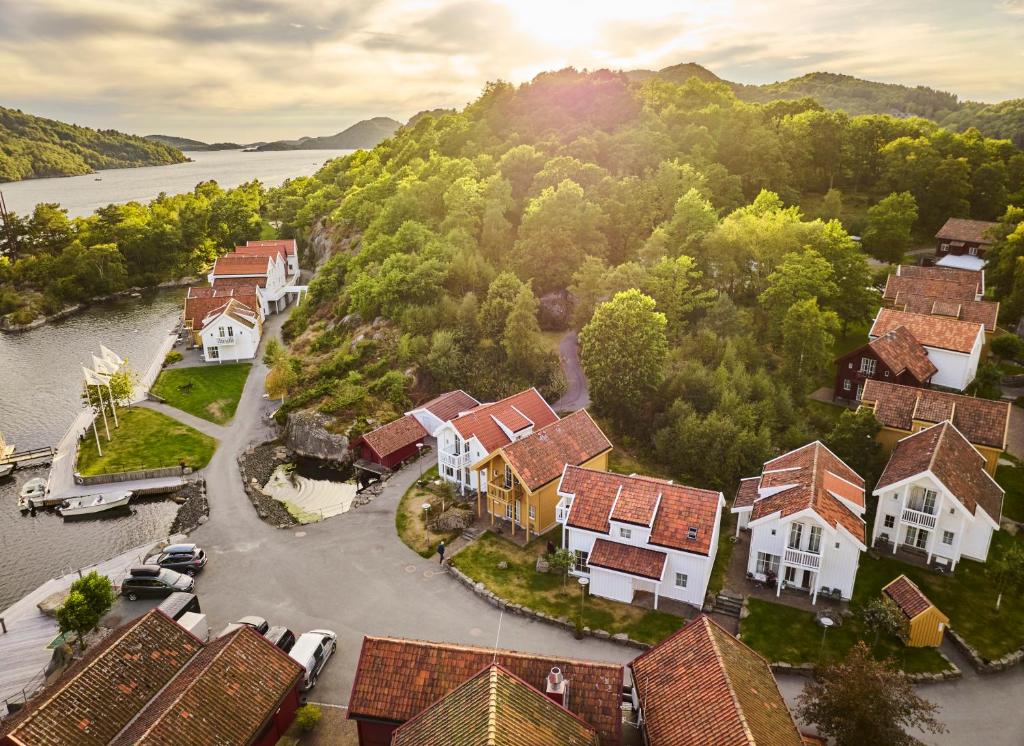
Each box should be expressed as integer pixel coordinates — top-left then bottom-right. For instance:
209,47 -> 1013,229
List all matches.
346,636 -> 624,746
183,285 -> 262,346
630,616 -> 805,746
934,217 -> 998,271
405,389 -> 480,435
834,325 -> 936,403
882,574 -> 949,647
197,297 -> 262,362
355,414 -> 428,470
869,308 -> 984,391
432,387 -> 558,495
470,410 -> 612,540
208,249 -> 289,314
871,421 -> 1003,571
556,466 -> 725,609
889,264 -> 984,300
858,380 -> 1010,475
244,239 -> 299,279
732,442 -> 867,603
0,609 -> 303,746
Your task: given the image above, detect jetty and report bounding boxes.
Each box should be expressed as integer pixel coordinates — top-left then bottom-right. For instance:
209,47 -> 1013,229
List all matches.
0,433 -> 55,472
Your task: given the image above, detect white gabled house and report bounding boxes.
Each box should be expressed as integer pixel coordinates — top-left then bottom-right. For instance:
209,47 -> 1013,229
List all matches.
198,298 -> 262,362
242,239 -> 300,282
431,388 -> 558,494
209,253 -> 288,315
733,442 -> 867,603
871,421 -> 1003,571
406,390 -> 481,437
868,308 -> 984,391
557,466 -> 725,609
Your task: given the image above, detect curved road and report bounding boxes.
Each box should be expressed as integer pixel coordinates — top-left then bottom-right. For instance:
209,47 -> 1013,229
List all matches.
176,315 -> 1022,743
553,331 -> 589,412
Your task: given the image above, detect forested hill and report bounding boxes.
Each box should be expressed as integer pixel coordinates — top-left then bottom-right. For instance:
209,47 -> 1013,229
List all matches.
626,65 -> 1024,147
0,106 -> 187,183
143,134 -> 246,151
253,117 -> 402,151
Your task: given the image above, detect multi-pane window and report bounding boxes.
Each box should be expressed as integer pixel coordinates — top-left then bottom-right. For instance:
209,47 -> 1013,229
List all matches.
909,487 -> 937,514
503,465 -> 513,489
574,550 -> 590,574
859,357 -> 877,375
807,525 -> 822,554
884,514 -> 895,528
755,552 -> 780,577
528,505 -> 536,520
675,573 -> 688,588
687,526 -> 698,541
942,530 -> 954,545
619,527 -> 632,539
843,380 -> 851,391
788,522 -> 804,550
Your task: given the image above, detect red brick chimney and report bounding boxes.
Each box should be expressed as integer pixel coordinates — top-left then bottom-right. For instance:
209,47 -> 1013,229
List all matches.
544,666 -> 568,708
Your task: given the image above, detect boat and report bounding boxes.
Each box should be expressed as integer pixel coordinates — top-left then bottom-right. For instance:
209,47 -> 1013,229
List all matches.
18,477 -> 47,511
0,463 -> 13,479
57,490 -> 133,517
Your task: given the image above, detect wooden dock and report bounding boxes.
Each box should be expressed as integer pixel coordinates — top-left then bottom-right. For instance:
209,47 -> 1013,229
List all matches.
0,446 -> 55,468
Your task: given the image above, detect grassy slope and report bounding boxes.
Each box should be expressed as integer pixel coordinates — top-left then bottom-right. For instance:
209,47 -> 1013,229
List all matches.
76,407 -> 217,475
395,466 -> 462,558
151,364 -> 251,424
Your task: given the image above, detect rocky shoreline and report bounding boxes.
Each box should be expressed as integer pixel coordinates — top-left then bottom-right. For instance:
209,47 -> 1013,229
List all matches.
169,479 -> 210,535
238,442 -> 298,527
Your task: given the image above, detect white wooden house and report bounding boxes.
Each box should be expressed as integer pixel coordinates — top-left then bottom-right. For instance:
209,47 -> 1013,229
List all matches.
733,442 -> 867,603
198,298 -> 262,362
209,253 -> 288,315
871,421 -> 1003,570
406,390 -> 480,437
557,466 -> 724,609
869,308 -> 984,391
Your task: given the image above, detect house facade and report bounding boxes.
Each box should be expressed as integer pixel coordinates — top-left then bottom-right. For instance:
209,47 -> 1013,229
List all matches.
858,379 -> 1010,475
355,414 -> 428,470
556,466 -> 724,609
406,389 -> 480,436
834,326 -> 935,402
183,285 -> 263,349
209,253 -> 289,314
869,308 -> 984,391
472,410 -> 612,540
433,388 -> 558,494
882,574 -> 949,648
198,298 -> 262,362
733,442 -> 867,603
935,217 -> 998,265
871,421 -> 1003,571
242,239 -> 300,281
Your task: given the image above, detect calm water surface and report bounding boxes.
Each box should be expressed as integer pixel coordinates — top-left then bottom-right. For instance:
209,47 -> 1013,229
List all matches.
0,291 -> 188,610
0,148 -> 352,218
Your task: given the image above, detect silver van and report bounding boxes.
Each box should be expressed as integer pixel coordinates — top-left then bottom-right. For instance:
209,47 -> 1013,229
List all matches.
288,629 -> 337,690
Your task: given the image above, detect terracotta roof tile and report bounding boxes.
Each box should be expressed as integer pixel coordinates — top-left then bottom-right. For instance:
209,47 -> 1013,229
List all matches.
347,637 -> 623,745
203,298 -> 259,329
860,380 -> 1010,450
884,275 -> 980,304
588,538 -> 667,580
875,422 -> 1004,522
733,477 -> 760,509
882,575 -> 936,620
233,244 -> 287,262
500,411 -> 611,491
870,308 -> 982,354
360,415 -> 428,459
214,274 -> 268,289
935,218 -> 998,245
246,238 -> 297,256
892,292 -> 999,332
560,467 -> 723,555
211,254 -> 271,276
863,326 -> 936,382
412,389 -> 481,422
631,616 -> 804,746
741,443 -> 866,543
894,265 -> 983,297
452,388 -> 558,453
391,664 -> 599,746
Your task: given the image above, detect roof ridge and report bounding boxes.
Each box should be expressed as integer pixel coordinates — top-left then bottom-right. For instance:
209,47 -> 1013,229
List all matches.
486,666 -> 499,746
704,618 -> 758,746
360,635 -> 621,668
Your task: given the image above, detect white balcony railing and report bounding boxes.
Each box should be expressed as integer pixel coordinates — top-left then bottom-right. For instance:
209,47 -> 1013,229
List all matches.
555,498 -> 572,524
439,451 -> 470,469
216,336 -> 236,345
902,507 -> 937,529
784,547 -> 822,569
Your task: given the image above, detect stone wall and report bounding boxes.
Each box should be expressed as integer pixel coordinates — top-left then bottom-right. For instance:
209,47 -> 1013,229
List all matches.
169,479 -> 209,535
238,442 -> 297,527
948,628 -> 1024,673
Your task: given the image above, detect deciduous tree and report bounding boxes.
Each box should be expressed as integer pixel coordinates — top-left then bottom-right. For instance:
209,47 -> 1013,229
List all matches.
863,192 -> 918,263
781,298 -> 839,396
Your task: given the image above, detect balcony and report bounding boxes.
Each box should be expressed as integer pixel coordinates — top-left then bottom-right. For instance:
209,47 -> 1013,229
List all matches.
902,507 -> 937,529
215,335 -> 236,345
439,450 -> 470,469
555,498 -> 572,524
784,547 -> 822,570
489,482 -> 522,504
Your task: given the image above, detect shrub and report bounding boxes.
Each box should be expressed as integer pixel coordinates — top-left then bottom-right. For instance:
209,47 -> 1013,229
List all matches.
295,704 -> 322,731
163,350 -> 183,366
991,334 -> 1024,361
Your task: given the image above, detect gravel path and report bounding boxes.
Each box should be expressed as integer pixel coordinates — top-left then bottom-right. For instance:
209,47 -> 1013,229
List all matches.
553,331 -> 590,412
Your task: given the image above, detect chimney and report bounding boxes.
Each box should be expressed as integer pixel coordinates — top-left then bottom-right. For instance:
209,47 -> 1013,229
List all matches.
545,666 -> 568,707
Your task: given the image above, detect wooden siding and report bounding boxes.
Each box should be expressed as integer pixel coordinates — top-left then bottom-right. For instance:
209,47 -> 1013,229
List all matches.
906,605 -> 949,647
874,424 -> 1001,476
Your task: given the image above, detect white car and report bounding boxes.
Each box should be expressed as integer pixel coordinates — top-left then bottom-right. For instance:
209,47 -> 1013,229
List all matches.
288,629 -> 337,690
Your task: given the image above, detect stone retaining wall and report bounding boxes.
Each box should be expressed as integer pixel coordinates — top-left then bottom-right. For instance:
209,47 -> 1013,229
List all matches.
446,564 -> 651,651
75,465 -> 186,485
948,628 -> 1024,673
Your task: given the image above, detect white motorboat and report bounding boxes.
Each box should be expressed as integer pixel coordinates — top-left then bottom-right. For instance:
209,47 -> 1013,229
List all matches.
18,477 -> 47,510
57,490 -> 132,517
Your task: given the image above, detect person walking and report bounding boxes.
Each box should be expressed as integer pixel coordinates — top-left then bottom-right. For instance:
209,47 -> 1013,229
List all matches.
437,541 -> 446,565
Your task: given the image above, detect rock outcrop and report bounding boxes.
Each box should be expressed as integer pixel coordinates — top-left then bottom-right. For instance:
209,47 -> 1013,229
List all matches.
285,411 -> 350,463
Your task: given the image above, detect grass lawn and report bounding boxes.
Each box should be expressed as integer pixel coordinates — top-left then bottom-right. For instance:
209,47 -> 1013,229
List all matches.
151,363 -> 251,424
741,598 -> 948,673
76,407 -> 217,476
451,530 -> 686,645
395,466 -> 464,558
996,464 -> 1024,522
608,447 -> 672,480
708,511 -> 736,596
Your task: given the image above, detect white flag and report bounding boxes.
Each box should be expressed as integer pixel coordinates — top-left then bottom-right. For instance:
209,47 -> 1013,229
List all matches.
99,345 -> 124,368
82,367 -> 106,387
92,355 -> 116,377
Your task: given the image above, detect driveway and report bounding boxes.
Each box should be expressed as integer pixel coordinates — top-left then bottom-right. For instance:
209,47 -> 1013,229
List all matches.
553,331 -> 589,412
185,314 -> 634,707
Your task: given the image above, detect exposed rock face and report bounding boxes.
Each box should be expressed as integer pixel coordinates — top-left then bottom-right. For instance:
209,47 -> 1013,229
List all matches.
538,290 -> 575,330
285,411 -> 350,462
431,507 -> 474,532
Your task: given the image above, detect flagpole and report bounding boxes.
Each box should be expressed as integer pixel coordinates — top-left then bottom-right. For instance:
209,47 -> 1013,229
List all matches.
96,383 -> 111,441
92,412 -> 102,456
107,381 -> 119,428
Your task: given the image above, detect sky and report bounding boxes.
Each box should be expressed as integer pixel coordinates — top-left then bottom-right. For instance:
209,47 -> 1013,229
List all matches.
1,0 -> 1022,143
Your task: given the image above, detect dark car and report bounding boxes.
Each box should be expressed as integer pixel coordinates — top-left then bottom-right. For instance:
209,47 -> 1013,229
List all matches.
122,566 -> 194,600
144,543 -> 207,576
264,626 -> 296,653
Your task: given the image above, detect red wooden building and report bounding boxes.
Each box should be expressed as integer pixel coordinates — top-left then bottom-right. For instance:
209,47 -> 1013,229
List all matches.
834,326 -> 936,403
356,414 -> 429,470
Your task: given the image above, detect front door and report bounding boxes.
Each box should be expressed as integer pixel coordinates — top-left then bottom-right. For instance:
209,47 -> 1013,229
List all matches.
784,566 -> 797,585
514,500 -> 521,525
905,526 -> 929,550
801,570 -> 813,590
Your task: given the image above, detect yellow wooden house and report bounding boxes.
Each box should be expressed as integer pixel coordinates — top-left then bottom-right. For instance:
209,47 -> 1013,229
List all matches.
882,574 -> 949,648
470,410 -> 612,541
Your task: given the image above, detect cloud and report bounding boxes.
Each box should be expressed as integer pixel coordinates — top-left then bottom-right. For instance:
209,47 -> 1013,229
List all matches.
0,0 -> 1020,142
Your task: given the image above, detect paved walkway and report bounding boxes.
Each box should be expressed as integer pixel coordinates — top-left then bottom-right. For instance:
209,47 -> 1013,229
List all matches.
553,331 -> 589,412
1006,404 -> 1024,460
137,399 -> 228,440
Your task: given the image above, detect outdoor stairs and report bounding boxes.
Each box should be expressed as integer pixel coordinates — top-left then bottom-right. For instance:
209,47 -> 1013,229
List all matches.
460,526 -> 485,542
713,593 -> 744,618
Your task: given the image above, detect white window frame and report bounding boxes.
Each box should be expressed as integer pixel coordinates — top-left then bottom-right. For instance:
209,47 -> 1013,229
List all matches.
619,527 -> 632,539
788,522 -> 804,550
883,514 -> 895,529
859,357 -> 877,376
968,246 -> 978,256
675,573 -> 688,588
755,552 -> 780,577
942,530 -> 954,545
528,505 -> 536,521
843,379 -> 851,391
574,550 -> 590,574
807,525 -> 822,554
207,346 -> 219,360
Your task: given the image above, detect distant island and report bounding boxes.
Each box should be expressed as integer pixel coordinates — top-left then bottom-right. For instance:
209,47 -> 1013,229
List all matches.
142,134 -> 254,151
0,106 -> 186,183
250,117 -> 402,151
625,63 -> 1024,148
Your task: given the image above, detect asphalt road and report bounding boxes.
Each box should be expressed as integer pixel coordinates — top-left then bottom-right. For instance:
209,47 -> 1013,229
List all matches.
553,331 -> 590,412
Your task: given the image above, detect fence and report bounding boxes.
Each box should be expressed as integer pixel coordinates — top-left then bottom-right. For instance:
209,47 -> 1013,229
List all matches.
133,330 -> 179,403
75,465 -> 186,486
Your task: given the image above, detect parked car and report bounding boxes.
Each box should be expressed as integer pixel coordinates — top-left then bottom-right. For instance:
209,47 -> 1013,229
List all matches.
122,566 -> 194,600
157,592 -> 201,620
144,543 -> 207,575
218,615 -> 270,638
264,626 -> 296,653
289,629 -> 337,690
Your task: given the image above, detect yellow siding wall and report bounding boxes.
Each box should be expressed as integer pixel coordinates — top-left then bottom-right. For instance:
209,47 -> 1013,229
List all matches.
906,607 -> 949,647
531,450 -> 611,535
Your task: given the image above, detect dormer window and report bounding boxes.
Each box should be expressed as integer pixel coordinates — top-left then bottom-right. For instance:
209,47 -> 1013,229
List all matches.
687,526 -> 698,541
619,527 -> 632,539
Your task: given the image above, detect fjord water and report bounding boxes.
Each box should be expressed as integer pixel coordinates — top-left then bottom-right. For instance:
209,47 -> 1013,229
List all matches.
0,148 -> 352,218
0,291 -> 188,610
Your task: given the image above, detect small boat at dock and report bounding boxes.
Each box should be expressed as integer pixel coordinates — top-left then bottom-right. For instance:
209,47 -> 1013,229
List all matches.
18,477 -> 48,511
0,463 -> 13,479
57,490 -> 133,517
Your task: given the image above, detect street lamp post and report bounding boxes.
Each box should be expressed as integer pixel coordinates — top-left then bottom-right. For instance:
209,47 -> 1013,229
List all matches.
422,501 -> 431,530
819,616 -> 834,660
577,576 -> 590,638
415,442 -> 425,479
